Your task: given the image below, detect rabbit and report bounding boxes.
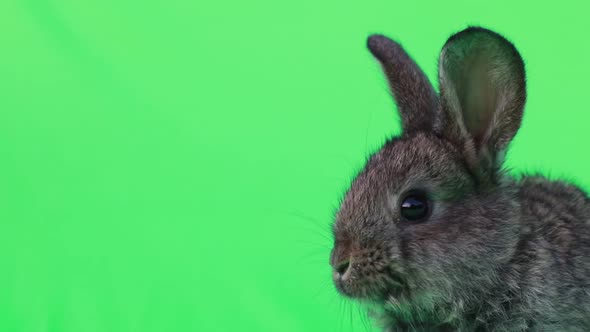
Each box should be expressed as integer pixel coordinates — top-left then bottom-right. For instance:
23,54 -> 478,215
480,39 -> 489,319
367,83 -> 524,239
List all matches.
329,26 -> 590,332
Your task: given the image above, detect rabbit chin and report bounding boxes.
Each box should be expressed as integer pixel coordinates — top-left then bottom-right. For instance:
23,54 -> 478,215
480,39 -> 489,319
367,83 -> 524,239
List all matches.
338,273 -> 453,322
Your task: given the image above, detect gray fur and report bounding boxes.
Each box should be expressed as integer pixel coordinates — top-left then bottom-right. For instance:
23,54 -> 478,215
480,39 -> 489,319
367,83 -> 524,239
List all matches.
330,27 -> 590,331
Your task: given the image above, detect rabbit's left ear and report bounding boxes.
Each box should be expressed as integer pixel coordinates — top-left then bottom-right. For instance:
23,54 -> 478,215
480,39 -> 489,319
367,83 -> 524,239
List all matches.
438,27 -> 526,182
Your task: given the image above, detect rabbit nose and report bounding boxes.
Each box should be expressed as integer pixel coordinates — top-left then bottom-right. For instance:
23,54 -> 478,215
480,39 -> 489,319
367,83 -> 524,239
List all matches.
334,259 -> 351,278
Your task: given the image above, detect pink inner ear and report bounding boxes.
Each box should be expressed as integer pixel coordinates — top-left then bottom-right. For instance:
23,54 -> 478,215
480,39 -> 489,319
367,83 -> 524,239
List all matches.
456,52 -> 497,147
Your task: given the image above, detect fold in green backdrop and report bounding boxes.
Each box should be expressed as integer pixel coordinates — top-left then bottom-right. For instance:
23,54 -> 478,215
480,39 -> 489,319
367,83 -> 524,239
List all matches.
1,0 -> 589,331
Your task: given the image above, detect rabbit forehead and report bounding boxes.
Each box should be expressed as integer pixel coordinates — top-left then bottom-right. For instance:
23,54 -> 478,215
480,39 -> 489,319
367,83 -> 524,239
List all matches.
335,133 -> 473,236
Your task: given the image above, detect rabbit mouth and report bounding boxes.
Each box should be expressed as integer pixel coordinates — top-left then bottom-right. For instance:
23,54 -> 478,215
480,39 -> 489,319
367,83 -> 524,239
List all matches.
334,267 -> 407,302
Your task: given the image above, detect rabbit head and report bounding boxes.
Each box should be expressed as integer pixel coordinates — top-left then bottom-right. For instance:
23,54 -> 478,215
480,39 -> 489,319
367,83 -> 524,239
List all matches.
330,27 -> 527,323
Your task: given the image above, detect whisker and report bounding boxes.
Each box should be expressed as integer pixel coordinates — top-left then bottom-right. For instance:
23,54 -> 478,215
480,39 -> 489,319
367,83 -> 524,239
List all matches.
338,297 -> 345,332
266,208 -> 334,243
310,278 -> 335,301
349,300 -> 354,331
358,304 -> 373,332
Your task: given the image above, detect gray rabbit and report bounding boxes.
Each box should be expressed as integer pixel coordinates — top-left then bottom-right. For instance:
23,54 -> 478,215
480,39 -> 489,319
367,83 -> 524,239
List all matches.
330,27 -> 590,331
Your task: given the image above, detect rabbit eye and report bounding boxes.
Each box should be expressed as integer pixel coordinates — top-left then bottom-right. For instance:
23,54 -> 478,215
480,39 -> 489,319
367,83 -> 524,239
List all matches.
400,192 -> 430,221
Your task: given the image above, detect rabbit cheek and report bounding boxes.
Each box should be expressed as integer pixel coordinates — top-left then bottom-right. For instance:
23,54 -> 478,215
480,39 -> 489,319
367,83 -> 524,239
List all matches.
398,226 -> 462,294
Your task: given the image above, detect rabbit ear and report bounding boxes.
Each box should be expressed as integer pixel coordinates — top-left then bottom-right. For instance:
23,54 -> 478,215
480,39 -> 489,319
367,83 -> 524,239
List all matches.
367,35 -> 439,133
437,27 -> 526,181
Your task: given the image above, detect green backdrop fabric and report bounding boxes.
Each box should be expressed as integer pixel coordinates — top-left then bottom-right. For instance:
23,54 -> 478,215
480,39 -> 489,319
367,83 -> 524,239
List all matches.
1,0 -> 589,331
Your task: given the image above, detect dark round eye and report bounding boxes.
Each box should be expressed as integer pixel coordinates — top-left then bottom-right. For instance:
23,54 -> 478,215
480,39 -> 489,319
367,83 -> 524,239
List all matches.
400,192 -> 430,221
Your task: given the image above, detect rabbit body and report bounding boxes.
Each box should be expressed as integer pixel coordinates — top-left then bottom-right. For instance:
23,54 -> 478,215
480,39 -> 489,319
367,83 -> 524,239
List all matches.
500,177 -> 590,331
330,28 -> 590,331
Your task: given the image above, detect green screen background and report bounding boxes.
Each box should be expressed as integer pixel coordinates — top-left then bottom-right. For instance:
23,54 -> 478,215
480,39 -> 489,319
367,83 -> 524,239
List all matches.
1,0 -> 589,331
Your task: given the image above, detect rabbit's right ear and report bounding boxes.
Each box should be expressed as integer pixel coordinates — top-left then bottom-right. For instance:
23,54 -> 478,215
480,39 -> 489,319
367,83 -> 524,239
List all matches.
437,27 -> 526,183
368,35 -> 439,134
